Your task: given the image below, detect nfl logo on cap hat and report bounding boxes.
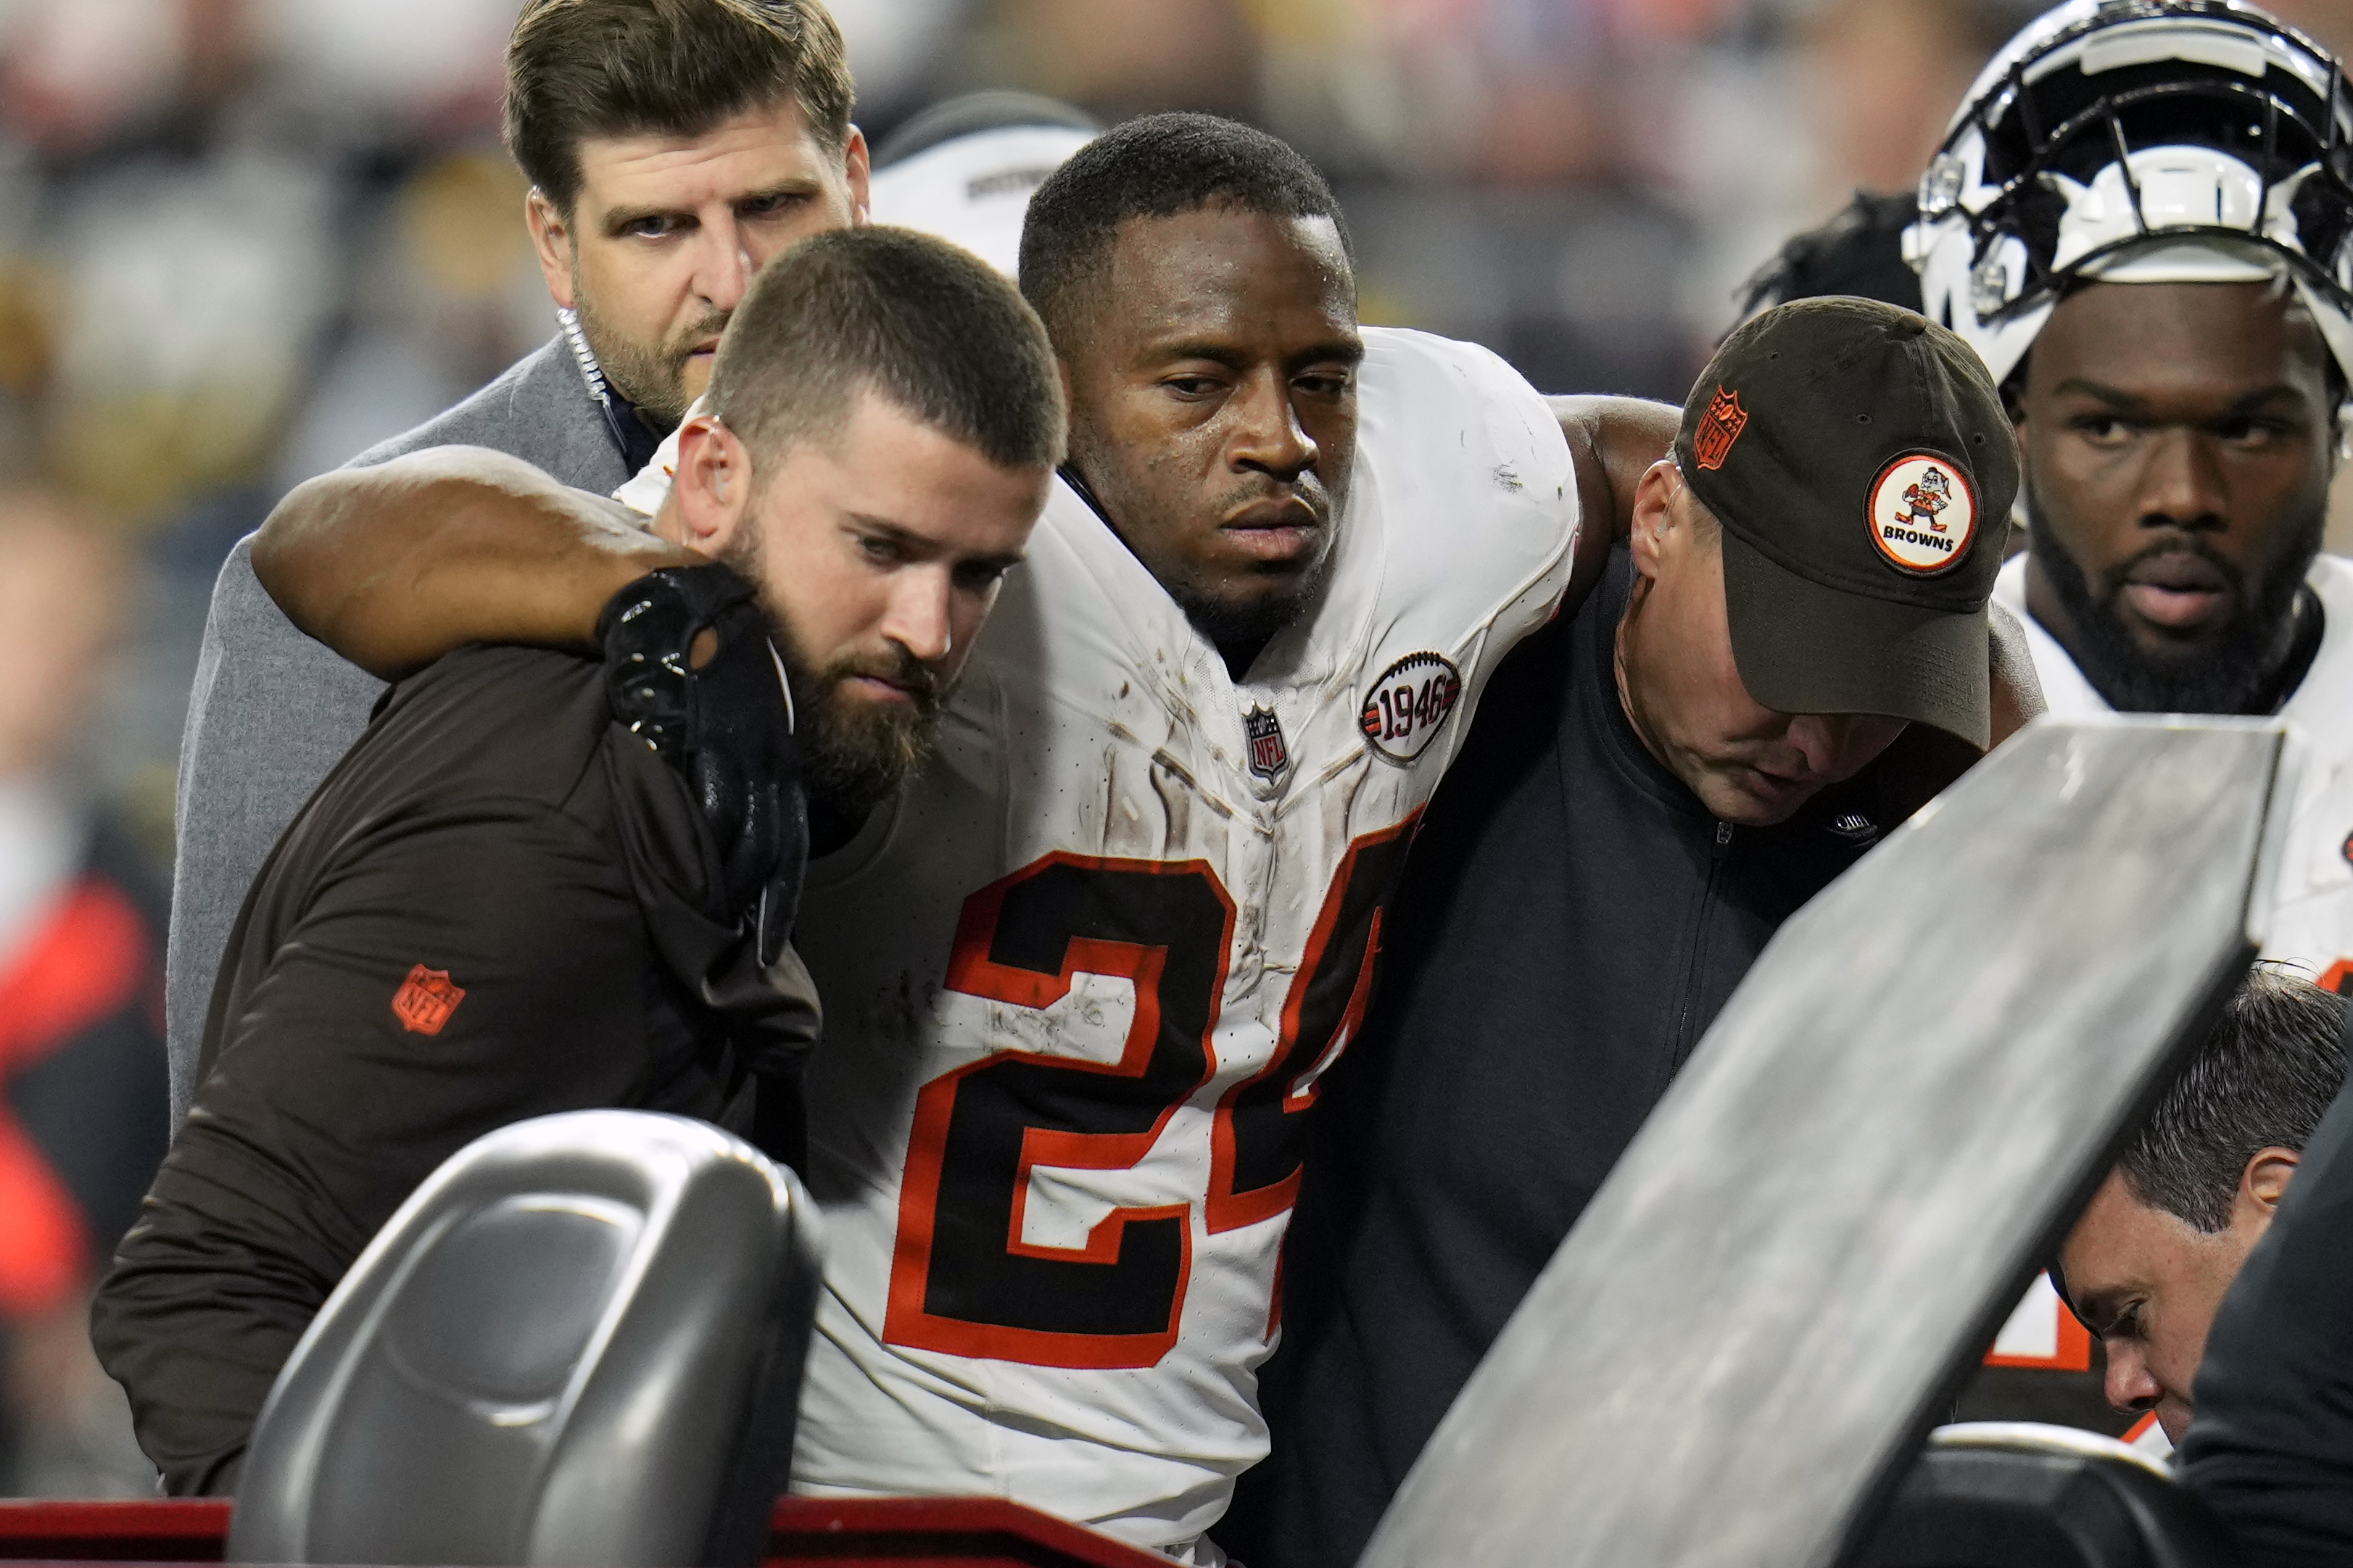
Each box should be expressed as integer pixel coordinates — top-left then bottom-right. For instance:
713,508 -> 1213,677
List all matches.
1695,386 -> 1748,470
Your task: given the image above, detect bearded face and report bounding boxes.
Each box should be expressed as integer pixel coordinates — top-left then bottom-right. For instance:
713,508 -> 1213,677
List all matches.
720,526 -> 948,829
772,609 -> 946,824
2029,496 -> 2322,714
2010,280 -> 2340,716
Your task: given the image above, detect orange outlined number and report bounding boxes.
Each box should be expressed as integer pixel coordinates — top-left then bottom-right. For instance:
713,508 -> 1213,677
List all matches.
1209,816 -> 1416,1234
885,830 -> 1416,1369
885,855 -> 1236,1369
392,965 -> 466,1036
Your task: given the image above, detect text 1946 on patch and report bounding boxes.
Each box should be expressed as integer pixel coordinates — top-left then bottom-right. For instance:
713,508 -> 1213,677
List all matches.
1360,652 -> 1463,766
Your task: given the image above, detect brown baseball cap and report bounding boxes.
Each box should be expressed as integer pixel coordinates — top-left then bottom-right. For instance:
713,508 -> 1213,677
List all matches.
1674,296 -> 2017,749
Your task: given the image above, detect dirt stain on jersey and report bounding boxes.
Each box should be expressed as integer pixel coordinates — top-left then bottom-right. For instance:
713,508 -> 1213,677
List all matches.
1148,760 -> 1194,855
1098,744 -> 1153,860
877,970 -> 923,1052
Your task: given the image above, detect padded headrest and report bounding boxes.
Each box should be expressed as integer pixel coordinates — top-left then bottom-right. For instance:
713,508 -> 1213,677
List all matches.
230,1111 -> 823,1567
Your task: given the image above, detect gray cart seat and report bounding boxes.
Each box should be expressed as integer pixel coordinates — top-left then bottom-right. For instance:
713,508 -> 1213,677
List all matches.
229,1110 -> 823,1567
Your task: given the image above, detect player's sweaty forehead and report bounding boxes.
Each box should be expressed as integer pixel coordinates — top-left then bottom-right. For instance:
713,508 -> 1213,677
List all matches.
1086,207 -> 1360,374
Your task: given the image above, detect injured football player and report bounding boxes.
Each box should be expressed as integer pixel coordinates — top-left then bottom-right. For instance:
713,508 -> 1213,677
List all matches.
234,112 -> 1676,1563
232,117 -> 2038,1561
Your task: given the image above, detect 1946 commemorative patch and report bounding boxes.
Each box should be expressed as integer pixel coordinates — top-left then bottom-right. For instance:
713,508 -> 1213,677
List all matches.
1360,652 -> 1463,766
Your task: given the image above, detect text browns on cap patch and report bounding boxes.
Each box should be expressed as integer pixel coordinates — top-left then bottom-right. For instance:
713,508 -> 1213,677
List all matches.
1869,453 -> 1977,574
1360,652 -> 1463,766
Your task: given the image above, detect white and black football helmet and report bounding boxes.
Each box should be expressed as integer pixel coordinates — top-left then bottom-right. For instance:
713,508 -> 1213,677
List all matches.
1905,0 -> 2353,384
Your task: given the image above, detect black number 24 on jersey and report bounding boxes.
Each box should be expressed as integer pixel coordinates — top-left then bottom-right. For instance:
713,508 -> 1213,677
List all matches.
882,822 -> 1414,1369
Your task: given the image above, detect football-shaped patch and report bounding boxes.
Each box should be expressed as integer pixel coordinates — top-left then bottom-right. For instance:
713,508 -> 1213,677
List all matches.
1868,453 -> 1977,575
1360,652 -> 1463,766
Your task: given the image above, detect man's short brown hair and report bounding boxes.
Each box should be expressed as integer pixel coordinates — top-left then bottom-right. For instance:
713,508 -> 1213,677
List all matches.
708,228 -> 1066,476
505,0 -> 854,214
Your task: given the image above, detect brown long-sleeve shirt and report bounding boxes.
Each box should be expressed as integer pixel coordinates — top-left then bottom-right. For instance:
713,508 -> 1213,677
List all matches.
93,644 -> 817,1496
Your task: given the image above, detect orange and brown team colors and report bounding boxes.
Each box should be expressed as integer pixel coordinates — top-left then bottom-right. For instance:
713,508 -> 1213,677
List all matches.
392,965 -> 466,1036
1693,386 -> 1747,470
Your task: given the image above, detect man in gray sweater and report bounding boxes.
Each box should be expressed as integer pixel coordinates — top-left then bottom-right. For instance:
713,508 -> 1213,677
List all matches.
168,0 -> 869,1122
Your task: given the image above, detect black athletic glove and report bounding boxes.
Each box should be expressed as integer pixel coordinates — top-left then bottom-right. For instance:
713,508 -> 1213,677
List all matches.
599,563 -> 806,968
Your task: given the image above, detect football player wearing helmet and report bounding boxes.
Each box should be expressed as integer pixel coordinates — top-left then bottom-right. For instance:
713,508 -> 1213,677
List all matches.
1907,1 -> 2353,987
1774,0 -> 2353,1453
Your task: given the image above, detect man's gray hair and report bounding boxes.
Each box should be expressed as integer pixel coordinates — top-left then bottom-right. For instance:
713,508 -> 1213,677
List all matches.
2120,963 -> 2348,1232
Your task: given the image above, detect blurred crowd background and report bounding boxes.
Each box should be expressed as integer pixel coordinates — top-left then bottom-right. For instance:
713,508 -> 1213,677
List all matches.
0,0 -> 2349,1500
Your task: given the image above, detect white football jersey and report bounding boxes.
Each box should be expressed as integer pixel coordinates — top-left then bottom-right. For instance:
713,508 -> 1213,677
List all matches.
754,328 -> 1575,1556
1993,550 -> 2353,986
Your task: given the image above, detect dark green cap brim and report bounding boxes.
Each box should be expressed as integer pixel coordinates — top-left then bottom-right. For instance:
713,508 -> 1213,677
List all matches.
1721,528 -> 1990,750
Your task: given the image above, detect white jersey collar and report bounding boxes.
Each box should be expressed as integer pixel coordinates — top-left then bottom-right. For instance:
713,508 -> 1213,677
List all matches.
1990,552 -> 2114,718
1993,547 -> 2353,737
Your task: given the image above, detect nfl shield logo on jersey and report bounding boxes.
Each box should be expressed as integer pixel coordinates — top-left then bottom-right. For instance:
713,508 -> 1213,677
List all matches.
1244,705 -> 1289,780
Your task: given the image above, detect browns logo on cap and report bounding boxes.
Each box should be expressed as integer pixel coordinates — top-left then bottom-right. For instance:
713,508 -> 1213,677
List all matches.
1671,296 -> 2019,750
1868,454 -> 1977,574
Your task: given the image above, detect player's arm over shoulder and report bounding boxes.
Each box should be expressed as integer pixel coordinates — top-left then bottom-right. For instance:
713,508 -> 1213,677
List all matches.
252,445 -> 698,680
1549,394 -> 1679,615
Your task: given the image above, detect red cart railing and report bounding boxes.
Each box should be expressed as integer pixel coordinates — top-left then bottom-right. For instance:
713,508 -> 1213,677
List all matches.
0,1496 -> 1172,1568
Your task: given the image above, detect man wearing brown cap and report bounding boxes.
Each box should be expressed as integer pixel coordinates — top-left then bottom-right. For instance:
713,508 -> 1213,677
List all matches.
1228,296 -> 2034,1568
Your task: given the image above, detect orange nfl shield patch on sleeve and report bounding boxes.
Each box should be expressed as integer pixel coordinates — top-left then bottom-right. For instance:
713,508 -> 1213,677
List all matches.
1693,386 -> 1748,470
392,964 -> 466,1035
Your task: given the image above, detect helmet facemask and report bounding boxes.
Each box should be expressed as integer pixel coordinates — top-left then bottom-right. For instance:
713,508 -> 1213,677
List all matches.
1909,1 -> 2353,385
